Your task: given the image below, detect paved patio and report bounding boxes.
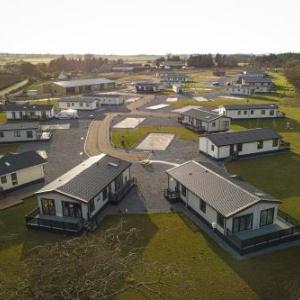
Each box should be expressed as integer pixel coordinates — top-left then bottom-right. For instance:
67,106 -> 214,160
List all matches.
136,133 -> 175,151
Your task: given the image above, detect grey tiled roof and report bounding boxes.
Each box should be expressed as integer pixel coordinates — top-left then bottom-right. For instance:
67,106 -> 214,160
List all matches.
205,128 -> 280,146
182,108 -> 225,122
167,161 -> 279,217
222,103 -> 278,110
241,75 -> 273,83
53,78 -> 114,88
4,103 -> 54,111
0,122 -> 40,130
37,154 -> 131,203
0,151 -> 47,176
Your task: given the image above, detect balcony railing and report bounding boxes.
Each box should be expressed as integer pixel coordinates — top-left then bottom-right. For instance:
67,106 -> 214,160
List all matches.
164,188 -> 180,202
25,207 -> 84,234
226,223 -> 300,254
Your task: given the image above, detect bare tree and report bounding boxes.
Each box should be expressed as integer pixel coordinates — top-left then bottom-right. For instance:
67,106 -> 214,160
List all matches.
1,218 -> 193,299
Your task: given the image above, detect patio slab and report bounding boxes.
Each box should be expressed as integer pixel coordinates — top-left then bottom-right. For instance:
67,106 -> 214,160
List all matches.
136,133 -> 175,151
146,104 -> 170,110
172,105 -> 201,113
113,117 -> 145,129
193,96 -> 209,102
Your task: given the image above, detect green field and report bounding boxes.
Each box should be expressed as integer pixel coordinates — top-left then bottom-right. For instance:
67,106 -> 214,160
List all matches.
1,209 -> 299,299
111,126 -> 198,149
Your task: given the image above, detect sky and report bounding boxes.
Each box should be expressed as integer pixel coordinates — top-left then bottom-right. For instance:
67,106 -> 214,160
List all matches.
0,0 -> 299,55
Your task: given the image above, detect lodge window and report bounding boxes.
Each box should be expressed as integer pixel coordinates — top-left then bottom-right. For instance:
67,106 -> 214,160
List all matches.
26,131 -> 33,138
237,110 -> 241,115
86,103 -> 89,107
67,103 -> 70,107
80,102 -> 83,107
41,198 -> 56,215
14,130 -> 21,137
211,144 -> 215,151
11,173 -> 18,185
103,187 -> 108,201
243,110 -> 247,115
273,139 -> 279,147
71,103 -> 74,106
200,199 -> 206,213
62,201 -> 82,218
237,143 -> 243,152
217,213 -> 225,228
181,185 -> 187,197
260,208 -> 274,227
270,110 -> 274,116
232,214 -> 253,233
257,140 -> 264,149
250,110 -> 254,115
88,199 -> 95,214
261,110 -> 266,115
1,176 -> 7,184
212,122 -> 216,127
0,131 -> 4,138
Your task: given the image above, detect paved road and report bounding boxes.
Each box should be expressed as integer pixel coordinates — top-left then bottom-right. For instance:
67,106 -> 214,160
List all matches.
0,79 -> 29,98
85,95 -> 178,161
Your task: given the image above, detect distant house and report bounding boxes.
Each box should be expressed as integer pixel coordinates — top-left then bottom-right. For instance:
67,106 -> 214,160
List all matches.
0,151 -> 47,193
159,61 -> 186,69
178,107 -> 231,133
135,82 -> 161,93
239,75 -> 274,93
219,104 -> 284,119
26,154 -> 135,234
225,84 -> 255,96
91,93 -> 125,105
51,78 -> 115,96
4,103 -> 55,120
158,73 -> 189,83
199,128 -> 289,160
0,122 -> 51,143
164,160 -> 294,254
59,97 -> 99,110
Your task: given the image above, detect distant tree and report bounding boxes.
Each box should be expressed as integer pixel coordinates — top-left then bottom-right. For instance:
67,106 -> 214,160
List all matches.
187,54 -> 214,68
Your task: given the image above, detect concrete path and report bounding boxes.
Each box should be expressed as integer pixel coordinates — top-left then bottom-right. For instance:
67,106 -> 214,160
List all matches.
84,95 -> 177,161
0,79 -> 29,97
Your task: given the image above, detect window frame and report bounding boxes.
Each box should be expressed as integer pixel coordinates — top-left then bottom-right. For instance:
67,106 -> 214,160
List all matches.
232,213 -> 253,233
200,199 -> 206,213
260,208 -> 274,227
217,213 -> 225,228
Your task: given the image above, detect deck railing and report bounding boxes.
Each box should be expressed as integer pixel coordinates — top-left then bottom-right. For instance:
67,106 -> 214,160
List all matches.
25,207 -> 84,234
164,188 -> 180,202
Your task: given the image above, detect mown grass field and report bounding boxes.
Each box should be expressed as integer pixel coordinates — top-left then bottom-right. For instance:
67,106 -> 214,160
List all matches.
111,126 -> 198,149
1,207 -> 299,299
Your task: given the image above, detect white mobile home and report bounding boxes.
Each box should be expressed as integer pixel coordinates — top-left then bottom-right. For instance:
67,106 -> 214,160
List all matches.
26,154 -> 134,234
0,151 -> 47,193
225,84 -> 255,96
135,82 -> 161,93
178,107 -> 231,133
199,128 -> 288,160
0,122 -> 51,143
240,75 -> 274,93
59,97 -> 99,110
91,93 -> 125,105
4,103 -> 55,120
165,160 -> 282,239
219,104 -> 284,119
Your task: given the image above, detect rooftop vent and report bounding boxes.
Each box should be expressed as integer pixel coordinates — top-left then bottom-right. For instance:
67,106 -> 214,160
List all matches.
4,162 -> 10,167
108,162 -> 119,168
255,192 -> 265,197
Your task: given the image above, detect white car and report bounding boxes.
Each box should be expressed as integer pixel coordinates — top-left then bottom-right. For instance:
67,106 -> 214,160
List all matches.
55,109 -> 79,119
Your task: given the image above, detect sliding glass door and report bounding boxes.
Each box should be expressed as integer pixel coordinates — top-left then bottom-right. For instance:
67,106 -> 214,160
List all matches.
260,208 -> 274,227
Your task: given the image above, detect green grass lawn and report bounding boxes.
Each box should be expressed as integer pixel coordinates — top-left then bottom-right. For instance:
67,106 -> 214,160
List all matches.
29,98 -> 58,106
1,211 -> 299,299
112,126 -> 198,149
0,197 -> 63,288
0,144 -> 19,154
110,213 -> 300,299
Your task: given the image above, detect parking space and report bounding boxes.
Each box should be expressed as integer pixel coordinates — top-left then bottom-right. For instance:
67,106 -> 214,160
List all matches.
136,133 -> 175,151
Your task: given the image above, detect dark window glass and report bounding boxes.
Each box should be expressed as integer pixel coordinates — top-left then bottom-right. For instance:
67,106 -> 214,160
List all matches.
257,140 -> 264,149
181,185 -> 187,197
103,188 -> 108,201
0,131 -> 4,138
89,199 -> 95,213
62,201 -> 82,218
200,199 -> 206,213
260,208 -> 274,227
232,214 -> 253,232
237,143 -> 243,152
41,198 -> 56,215
26,131 -> 33,138
11,173 -> 18,185
217,213 -> 224,228
1,176 -> 7,184
273,139 -> 279,147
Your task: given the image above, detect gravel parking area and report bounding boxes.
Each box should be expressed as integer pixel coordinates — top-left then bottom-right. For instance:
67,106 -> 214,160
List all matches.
17,120 -> 90,183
